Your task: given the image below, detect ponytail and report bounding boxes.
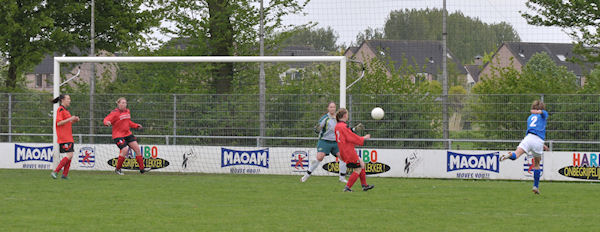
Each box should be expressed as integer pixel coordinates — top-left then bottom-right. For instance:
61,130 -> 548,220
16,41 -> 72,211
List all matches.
51,94 -> 66,104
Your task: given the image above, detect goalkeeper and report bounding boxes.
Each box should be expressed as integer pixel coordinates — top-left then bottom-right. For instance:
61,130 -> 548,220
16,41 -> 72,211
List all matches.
301,102 -> 348,183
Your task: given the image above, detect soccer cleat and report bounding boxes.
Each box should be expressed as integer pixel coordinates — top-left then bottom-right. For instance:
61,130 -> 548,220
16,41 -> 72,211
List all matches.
140,167 -> 151,174
114,169 -> 124,175
338,176 -> 348,183
343,186 -> 352,192
301,173 -> 310,182
532,186 -> 540,195
50,172 -> 58,179
61,176 -> 69,180
362,185 -> 375,191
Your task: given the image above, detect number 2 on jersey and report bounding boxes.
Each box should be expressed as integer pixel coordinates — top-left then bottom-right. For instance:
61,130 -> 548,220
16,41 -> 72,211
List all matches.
529,116 -> 538,127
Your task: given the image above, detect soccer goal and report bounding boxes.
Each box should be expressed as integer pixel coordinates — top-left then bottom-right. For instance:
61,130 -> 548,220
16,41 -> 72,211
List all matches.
52,56 -> 351,175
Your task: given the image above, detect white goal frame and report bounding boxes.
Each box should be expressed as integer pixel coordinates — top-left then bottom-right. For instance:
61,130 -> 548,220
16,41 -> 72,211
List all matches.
52,56 -> 348,157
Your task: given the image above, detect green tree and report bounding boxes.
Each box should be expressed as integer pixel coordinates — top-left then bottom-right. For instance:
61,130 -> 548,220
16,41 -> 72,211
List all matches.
383,8 -> 521,63
522,0 -> 600,64
0,0 -> 159,89
160,0 -> 308,93
353,27 -> 384,46
281,26 -> 339,51
469,52 -> 578,146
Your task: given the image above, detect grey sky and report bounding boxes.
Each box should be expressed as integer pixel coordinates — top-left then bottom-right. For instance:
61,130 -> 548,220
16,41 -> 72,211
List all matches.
282,0 -> 573,46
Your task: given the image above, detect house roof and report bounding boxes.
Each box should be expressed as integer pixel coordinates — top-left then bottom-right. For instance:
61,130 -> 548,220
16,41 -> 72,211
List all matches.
363,40 -> 466,75
277,45 -> 331,69
277,45 -> 330,57
503,42 -> 592,76
29,47 -> 85,74
465,64 -> 482,83
344,46 -> 359,57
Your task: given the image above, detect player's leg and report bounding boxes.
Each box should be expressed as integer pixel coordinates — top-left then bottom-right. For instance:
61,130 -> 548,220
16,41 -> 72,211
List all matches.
344,162 -> 362,192
301,152 -> 325,182
114,147 -> 128,175
51,143 -> 73,179
337,153 -> 348,183
128,140 -> 150,173
358,160 -> 374,191
113,137 -> 127,175
500,147 -> 526,161
61,151 -> 74,179
532,156 -> 541,194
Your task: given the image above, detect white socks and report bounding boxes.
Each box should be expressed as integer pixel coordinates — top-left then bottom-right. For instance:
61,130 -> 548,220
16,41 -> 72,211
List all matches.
339,160 -> 347,176
307,159 -> 320,174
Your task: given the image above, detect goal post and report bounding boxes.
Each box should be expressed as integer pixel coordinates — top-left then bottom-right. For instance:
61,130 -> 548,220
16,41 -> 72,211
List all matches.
51,56 -> 348,171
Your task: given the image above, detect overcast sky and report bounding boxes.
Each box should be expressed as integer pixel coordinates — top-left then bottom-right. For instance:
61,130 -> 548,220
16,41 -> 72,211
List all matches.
282,0 -> 573,46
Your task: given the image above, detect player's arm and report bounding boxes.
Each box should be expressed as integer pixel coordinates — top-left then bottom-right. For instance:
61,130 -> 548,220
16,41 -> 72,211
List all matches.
343,127 -> 366,146
541,110 -> 549,119
129,120 -> 141,129
56,109 -> 79,126
103,111 -> 116,126
57,116 -> 79,126
543,144 -> 549,151
530,109 -> 542,114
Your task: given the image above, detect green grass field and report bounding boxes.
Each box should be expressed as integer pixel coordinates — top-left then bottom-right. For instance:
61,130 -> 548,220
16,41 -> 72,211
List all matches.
1,169 -> 598,231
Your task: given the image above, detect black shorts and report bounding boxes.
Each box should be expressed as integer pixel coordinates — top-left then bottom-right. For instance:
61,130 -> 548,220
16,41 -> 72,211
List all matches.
346,161 -> 361,169
59,142 -> 74,153
114,134 -> 137,150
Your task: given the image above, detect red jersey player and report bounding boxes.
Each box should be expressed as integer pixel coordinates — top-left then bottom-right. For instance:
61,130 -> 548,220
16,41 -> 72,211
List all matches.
334,108 -> 374,192
104,97 -> 150,175
51,94 -> 79,179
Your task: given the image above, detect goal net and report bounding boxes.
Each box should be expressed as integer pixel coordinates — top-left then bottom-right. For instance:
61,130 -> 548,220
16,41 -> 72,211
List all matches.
52,56 -> 351,176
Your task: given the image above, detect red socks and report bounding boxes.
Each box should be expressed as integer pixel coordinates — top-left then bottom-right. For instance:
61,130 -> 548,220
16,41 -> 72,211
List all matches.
63,159 -> 71,176
54,157 -> 69,173
116,156 -> 144,170
135,156 -> 145,170
359,169 -> 367,186
116,156 -> 125,170
346,172 -> 359,188
53,157 -> 72,177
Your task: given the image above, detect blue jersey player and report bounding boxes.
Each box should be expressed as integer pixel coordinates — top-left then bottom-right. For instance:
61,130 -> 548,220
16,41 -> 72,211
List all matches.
501,100 -> 549,194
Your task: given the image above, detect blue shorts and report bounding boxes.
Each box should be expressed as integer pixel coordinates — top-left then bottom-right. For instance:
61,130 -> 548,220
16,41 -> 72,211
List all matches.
317,140 -> 339,156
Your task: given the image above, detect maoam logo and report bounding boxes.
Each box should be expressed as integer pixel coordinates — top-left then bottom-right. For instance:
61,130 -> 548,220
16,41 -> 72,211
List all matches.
558,153 -> 600,180
322,149 -> 390,175
221,148 -> 269,168
107,145 -> 170,170
14,144 -> 53,163
447,151 -> 499,173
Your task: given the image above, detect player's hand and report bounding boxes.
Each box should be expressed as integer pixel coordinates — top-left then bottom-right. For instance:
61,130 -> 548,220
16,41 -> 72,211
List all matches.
71,116 -> 80,122
105,121 -> 112,126
364,134 -> 371,139
137,124 -> 143,130
543,145 -> 549,151
353,123 -> 365,132
313,123 -> 320,134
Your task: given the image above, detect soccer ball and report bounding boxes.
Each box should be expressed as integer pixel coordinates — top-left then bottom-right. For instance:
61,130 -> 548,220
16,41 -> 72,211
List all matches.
371,107 -> 384,120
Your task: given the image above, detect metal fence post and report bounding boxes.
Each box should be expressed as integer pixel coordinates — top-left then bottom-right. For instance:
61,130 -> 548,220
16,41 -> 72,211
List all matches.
348,94 -> 353,121
173,94 -> 177,145
8,93 -> 12,142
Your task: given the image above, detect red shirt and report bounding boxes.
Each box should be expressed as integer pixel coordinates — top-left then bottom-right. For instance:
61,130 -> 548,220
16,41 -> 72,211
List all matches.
103,108 -> 140,139
56,105 -> 74,143
334,121 -> 364,164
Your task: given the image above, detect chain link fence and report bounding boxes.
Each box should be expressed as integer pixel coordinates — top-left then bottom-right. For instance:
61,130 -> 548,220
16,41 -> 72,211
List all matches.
0,93 -> 598,151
